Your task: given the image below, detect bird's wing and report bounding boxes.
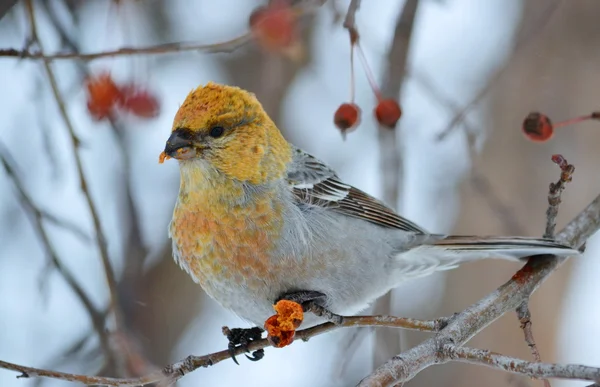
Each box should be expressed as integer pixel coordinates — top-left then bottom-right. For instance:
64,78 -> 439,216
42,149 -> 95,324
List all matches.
286,147 -> 427,233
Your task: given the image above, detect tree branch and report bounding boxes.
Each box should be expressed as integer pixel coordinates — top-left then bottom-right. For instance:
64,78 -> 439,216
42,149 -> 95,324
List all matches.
0,34 -> 253,61
24,0 -> 125,334
0,143 -> 114,369
0,314 -> 449,386
436,0 -> 562,141
446,346 -> 600,383
0,1 -> 325,62
359,177 -> 600,386
545,154 -> 575,239
1,134 -> 599,387
371,0 -> 420,369
0,0 -> 17,21
513,155 -> 575,387
342,0 -> 361,30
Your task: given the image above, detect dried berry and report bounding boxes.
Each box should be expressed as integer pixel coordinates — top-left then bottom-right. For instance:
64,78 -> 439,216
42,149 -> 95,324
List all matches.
374,99 -> 402,128
264,300 -> 303,348
522,112 -> 553,142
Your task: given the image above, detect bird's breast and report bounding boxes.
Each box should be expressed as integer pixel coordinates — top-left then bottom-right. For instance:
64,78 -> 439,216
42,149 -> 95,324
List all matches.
169,191 -> 286,296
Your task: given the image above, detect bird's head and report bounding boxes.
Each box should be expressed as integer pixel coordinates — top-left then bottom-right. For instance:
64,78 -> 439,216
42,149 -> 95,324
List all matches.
162,82 -> 291,185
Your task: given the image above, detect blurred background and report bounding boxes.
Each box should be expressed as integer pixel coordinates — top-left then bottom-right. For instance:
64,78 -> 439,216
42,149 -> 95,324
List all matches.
1,0 -> 599,386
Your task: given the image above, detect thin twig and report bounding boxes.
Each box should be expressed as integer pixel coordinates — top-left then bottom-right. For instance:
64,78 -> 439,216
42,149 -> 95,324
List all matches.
406,69 -> 526,234
24,0 -> 125,332
359,185 -> 600,386
446,346 -> 600,383
470,168 -> 527,235
1,148 -> 598,387
0,314 -> 450,386
0,34 -> 253,61
0,144 -> 90,242
0,0 -> 18,20
436,0 -> 563,141
371,0 -> 420,369
513,154 -> 575,387
376,0 -> 419,206
342,0 -> 361,30
36,211 -> 91,243
516,303 -> 549,387
0,144 -> 113,368
0,1 -> 325,62
545,154 -> 575,239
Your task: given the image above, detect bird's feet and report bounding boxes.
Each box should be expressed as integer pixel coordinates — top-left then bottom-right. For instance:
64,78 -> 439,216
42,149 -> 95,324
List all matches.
278,290 -> 344,325
222,326 -> 265,365
276,290 -> 328,307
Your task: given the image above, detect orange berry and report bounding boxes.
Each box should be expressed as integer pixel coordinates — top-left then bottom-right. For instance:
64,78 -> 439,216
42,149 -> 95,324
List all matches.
374,99 -> 402,128
522,112 -> 553,142
273,299 -> 303,330
118,84 -> 160,118
263,300 -> 303,348
249,0 -> 297,52
85,72 -> 121,121
334,103 -> 361,134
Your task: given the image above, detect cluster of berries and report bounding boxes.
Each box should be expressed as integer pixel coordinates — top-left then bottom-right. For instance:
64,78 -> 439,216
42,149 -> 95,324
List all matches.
86,72 -> 159,121
88,0 -> 597,147
333,26 -> 402,137
247,0 -> 402,137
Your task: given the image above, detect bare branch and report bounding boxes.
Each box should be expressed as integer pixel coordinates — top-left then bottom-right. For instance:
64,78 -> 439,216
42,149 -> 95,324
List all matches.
0,144 -> 113,367
516,303 -> 543,362
470,168 -> 527,235
0,34 -> 253,61
512,154 -> 575,387
24,0 -> 124,332
545,154 -> 575,239
377,0 -> 419,206
372,0 -> 421,367
515,302 -> 550,387
0,314 -> 449,386
36,210 -> 91,243
446,346 -> 600,383
0,359 -> 158,387
342,0 -> 361,30
0,0 -> 17,21
359,189 -> 600,386
0,1 -> 325,62
436,0 -> 562,141
403,69 -> 527,235
0,143 -> 90,242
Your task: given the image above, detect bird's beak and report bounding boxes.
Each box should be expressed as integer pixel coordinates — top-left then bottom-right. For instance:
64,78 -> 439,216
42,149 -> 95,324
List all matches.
164,128 -> 198,160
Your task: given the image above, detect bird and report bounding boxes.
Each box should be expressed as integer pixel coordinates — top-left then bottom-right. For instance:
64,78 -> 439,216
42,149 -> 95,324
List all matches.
162,82 -> 577,333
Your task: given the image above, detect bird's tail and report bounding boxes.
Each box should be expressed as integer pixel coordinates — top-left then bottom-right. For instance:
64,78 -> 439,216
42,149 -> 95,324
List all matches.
428,235 -> 578,261
392,235 -> 578,280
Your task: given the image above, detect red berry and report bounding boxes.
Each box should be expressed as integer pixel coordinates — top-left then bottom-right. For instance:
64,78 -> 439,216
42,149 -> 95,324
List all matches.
374,99 -> 402,128
85,72 -> 121,121
117,84 -> 160,118
522,112 -> 553,142
249,0 -> 297,52
334,103 -> 361,133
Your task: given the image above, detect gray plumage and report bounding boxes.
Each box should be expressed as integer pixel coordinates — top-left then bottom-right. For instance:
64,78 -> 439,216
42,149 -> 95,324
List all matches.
172,147 -> 578,327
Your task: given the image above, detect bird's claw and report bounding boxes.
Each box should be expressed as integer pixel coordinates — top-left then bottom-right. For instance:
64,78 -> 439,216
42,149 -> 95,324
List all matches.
245,350 -> 265,362
223,326 -> 264,365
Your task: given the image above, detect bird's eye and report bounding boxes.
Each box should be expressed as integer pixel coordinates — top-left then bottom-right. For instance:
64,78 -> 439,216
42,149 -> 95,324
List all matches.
209,126 -> 225,138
